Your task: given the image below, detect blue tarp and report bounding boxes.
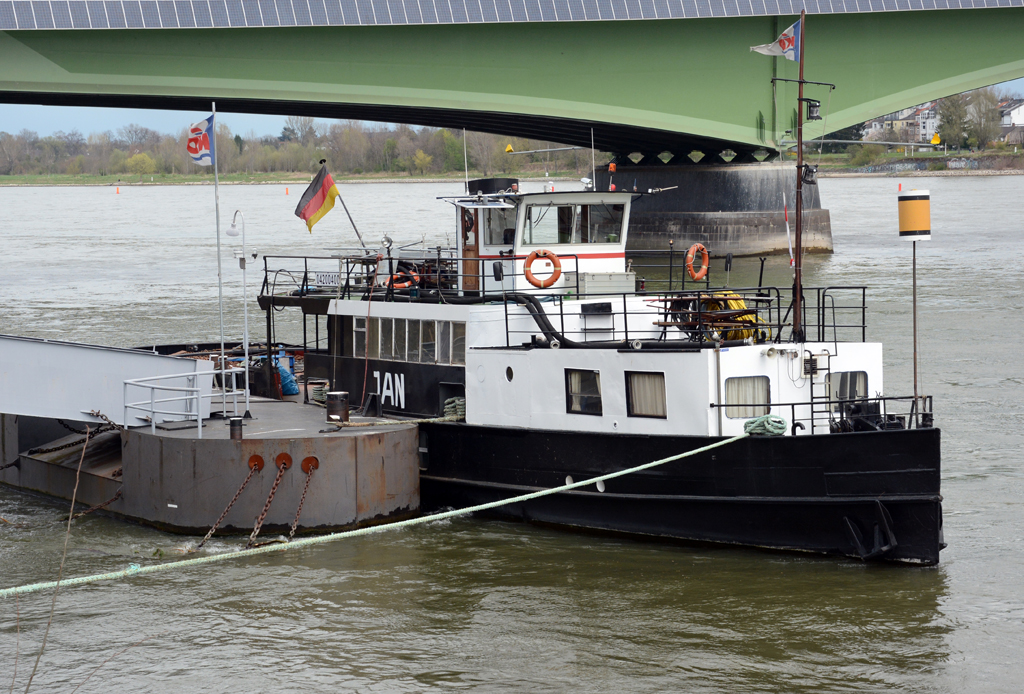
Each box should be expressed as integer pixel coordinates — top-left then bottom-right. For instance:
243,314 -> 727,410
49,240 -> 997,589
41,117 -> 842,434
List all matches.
278,363 -> 299,395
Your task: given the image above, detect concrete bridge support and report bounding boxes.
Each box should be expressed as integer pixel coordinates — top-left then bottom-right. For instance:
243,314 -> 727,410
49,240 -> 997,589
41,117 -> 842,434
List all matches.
599,161 -> 831,258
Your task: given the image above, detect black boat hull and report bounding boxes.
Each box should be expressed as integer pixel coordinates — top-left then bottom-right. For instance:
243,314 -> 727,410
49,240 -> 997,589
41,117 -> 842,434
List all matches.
419,424 -> 943,564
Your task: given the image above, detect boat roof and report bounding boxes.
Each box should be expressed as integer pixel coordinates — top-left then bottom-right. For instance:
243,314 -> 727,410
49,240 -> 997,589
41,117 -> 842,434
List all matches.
441,190 -> 640,209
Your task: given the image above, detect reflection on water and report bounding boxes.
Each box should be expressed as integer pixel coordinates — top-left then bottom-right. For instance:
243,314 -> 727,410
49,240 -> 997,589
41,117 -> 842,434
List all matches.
2,177 -> 1023,691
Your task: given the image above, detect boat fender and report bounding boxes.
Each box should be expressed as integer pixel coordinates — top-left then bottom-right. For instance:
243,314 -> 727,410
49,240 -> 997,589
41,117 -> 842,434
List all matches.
686,243 -> 710,281
524,249 -> 562,288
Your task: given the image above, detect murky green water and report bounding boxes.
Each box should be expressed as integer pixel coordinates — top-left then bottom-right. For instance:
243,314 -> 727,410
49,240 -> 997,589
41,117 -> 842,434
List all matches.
2,177 -> 1023,692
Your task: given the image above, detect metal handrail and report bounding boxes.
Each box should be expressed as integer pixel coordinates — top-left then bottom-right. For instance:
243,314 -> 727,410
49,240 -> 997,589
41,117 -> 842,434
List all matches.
711,394 -> 933,434
123,367 -> 246,438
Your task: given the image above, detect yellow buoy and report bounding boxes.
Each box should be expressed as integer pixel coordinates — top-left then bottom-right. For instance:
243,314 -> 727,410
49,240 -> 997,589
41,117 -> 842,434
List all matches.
898,189 -> 930,241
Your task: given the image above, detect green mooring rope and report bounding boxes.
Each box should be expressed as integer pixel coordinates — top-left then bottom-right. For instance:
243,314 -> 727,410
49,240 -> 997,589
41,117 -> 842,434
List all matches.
743,414 -> 788,436
0,433 -> 748,600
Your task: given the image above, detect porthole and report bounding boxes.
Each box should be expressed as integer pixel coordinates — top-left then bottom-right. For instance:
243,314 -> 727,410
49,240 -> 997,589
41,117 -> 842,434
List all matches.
506,366 -> 514,382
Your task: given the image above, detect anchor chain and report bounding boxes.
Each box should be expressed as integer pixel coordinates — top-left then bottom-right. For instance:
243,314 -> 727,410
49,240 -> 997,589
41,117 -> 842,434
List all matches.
71,489 -> 123,520
0,459 -> 19,471
288,458 -> 319,542
246,454 -> 291,549
57,419 -> 89,435
88,410 -> 126,432
27,425 -> 114,456
193,457 -> 263,552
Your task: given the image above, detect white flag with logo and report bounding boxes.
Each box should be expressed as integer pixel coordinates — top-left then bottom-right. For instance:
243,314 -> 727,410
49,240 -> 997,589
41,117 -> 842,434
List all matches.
750,20 -> 800,62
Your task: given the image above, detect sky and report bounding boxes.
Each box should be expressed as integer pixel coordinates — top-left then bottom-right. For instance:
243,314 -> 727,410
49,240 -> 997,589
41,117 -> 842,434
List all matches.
2,77 -> 1024,139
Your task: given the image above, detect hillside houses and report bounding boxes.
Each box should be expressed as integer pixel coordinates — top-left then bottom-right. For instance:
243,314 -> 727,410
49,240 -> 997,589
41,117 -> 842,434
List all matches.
864,102 -> 938,143
999,98 -> 1024,144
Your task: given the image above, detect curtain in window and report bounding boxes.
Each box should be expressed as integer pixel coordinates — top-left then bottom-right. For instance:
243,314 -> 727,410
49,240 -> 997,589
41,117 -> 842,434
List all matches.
569,370 -> 583,411
567,370 -> 602,415
725,376 -> 769,418
628,372 -> 666,417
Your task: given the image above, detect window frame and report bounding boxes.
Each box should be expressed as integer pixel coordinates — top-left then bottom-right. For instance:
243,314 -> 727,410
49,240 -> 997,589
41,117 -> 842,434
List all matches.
565,368 -> 603,416
724,375 -> 771,419
625,371 -> 668,419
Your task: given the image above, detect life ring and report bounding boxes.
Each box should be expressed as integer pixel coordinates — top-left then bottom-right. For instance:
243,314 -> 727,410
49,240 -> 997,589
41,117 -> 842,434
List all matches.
384,270 -> 420,289
523,249 -> 562,289
686,243 -> 710,281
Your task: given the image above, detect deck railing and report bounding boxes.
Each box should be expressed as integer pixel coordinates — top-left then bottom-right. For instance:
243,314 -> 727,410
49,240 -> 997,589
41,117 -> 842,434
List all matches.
123,367 -> 245,438
710,394 -> 934,435
258,252 -> 869,346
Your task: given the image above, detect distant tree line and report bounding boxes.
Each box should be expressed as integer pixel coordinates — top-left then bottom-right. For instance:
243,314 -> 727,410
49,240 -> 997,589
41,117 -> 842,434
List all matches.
0,115 -> 599,178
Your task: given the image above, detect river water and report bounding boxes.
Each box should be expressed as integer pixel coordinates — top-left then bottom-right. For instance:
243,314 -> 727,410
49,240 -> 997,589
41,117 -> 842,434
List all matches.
1,177 -> 1023,692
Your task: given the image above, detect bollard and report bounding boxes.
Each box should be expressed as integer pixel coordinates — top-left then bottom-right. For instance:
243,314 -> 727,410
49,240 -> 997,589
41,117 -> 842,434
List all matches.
229,417 -> 244,440
326,391 -> 349,423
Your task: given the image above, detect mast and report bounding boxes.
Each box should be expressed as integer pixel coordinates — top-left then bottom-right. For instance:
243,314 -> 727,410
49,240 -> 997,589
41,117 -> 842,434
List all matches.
792,9 -> 806,343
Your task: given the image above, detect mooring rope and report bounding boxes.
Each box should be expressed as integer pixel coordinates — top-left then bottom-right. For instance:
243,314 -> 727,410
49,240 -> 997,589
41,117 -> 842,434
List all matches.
743,414 -> 788,436
0,434 -> 748,600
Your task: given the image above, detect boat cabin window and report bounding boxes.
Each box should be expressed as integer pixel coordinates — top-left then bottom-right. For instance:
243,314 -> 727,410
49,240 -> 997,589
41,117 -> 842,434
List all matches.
826,371 -> 868,411
483,206 -> 517,245
524,203 -> 624,245
626,371 -> 667,418
724,376 -> 770,419
352,317 -> 467,366
565,369 -> 603,416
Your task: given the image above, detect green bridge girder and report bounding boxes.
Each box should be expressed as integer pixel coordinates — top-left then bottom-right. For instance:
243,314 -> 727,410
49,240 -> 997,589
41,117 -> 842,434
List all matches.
2,9 -> 1024,154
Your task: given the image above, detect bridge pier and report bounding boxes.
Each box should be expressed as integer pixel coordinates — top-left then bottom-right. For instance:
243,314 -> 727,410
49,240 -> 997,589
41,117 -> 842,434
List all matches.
600,160 -> 832,258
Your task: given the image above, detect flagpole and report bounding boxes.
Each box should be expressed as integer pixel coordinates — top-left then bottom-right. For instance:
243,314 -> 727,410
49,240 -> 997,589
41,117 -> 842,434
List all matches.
792,9 -> 806,343
212,101 -> 227,415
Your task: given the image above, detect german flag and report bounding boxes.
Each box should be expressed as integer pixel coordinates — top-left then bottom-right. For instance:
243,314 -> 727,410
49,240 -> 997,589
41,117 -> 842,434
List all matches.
295,164 -> 340,232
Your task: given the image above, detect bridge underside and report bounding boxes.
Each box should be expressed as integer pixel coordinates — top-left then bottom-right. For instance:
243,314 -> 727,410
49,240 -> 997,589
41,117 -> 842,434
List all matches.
0,90 -> 739,155
2,9 -> 1024,155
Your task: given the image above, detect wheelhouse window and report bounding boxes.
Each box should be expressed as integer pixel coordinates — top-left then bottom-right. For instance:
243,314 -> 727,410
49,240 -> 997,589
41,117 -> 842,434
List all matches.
523,203 -> 624,245
827,371 -> 868,411
725,376 -> 770,419
566,369 -> 602,416
626,371 -> 667,418
484,206 -> 517,245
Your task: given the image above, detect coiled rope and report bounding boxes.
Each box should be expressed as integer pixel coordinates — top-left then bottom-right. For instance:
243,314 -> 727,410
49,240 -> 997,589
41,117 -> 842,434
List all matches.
743,414 -> 788,436
0,433 -> 748,599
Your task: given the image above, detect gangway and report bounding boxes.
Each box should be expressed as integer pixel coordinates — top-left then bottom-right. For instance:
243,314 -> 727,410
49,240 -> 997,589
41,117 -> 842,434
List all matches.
0,334 -> 217,427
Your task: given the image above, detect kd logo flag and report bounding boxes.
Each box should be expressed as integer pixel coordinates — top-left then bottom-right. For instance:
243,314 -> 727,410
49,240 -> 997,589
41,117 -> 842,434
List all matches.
750,20 -> 800,62
187,115 -> 215,166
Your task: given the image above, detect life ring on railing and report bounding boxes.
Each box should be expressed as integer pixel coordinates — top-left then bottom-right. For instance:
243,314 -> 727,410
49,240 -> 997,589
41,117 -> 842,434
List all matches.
383,270 -> 421,289
686,243 -> 710,281
523,249 -> 562,289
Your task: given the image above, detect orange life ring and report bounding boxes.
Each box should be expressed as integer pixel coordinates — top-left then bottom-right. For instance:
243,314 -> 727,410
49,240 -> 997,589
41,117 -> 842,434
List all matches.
384,270 -> 421,289
686,243 -> 710,281
523,249 -> 562,289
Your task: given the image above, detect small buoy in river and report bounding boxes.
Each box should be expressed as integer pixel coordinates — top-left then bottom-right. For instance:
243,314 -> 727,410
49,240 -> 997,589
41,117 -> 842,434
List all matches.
285,187 -> 289,195
116,187 -> 119,194
898,189 -> 931,241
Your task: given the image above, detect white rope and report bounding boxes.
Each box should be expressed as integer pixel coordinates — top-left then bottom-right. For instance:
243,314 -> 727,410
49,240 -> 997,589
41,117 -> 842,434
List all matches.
0,434 -> 748,599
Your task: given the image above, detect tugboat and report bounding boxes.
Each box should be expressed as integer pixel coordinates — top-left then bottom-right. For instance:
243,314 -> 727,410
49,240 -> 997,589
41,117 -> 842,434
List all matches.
257,173 -> 943,565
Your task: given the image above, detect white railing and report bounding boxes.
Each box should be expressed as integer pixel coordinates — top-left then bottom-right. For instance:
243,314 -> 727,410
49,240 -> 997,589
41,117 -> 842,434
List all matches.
123,367 -> 245,439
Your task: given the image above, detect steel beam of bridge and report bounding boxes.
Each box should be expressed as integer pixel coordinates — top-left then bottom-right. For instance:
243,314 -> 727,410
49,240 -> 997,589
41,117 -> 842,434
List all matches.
2,8 -> 1024,154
